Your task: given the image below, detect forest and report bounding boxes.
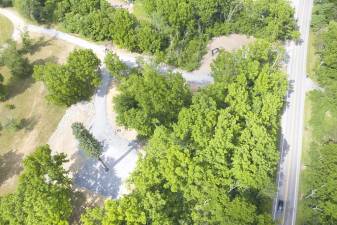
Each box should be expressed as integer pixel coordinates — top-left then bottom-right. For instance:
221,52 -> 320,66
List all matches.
0,0 -> 302,224
81,40 -> 287,225
0,40 -> 288,225
299,0 -> 337,224
11,0 -> 298,70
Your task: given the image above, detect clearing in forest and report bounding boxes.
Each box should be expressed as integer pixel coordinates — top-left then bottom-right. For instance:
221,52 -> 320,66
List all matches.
0,34 -> 76,196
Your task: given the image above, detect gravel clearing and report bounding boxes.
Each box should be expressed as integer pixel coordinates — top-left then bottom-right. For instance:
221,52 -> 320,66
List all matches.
48,69 -> 141,198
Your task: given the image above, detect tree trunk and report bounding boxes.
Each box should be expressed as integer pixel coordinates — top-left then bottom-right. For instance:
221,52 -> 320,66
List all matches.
98,157 -> 109,172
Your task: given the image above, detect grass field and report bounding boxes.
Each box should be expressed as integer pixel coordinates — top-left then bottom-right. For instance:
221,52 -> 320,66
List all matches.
132,0 -> 150,22
0,14 -> 13,45
296,95 -> 313,224
296,29 -> 317,225
0,35 -> 77,196
306,32 -> 318,78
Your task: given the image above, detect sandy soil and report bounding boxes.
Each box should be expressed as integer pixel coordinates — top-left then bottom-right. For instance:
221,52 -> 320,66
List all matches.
48,102 -> 95,171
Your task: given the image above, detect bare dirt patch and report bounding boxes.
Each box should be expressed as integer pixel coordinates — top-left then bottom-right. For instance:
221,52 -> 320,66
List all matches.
191,34 -> 255,77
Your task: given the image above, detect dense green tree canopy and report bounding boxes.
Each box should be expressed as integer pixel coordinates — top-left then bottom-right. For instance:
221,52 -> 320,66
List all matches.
33,49 -> 101,106
0,0 -> 12,7
114,66 -> 192,137
311,0 -> 337,30
12,0 -> 298,71
0,145 -> 72,225
303,144 -> 337,224
13,0 -> 59,23
234,0 -> 299,40
82,40 -> 286,224
316,21 -> 337,101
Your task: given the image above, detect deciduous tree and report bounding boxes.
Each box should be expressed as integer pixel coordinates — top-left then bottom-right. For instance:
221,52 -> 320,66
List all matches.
0,145 -> 72,225
104,52 -> 128,80
113,66 -> 191,137
33,49 -> 101,106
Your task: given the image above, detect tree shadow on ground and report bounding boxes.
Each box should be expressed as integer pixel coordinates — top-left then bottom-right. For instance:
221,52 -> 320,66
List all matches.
69,150 -> 122,198
21,116 -> 38,131
32,56 -> 58,66
6,76 -> 34,99
0,150 -> 23,185
69,187 -> 106,225
26,37 -> 53,55
69,190 -> 86,225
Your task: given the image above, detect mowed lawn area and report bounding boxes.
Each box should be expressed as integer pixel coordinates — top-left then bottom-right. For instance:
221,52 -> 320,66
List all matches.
0,14 -> 13,45
296,31 -> 317,225
0,35 -> 77,196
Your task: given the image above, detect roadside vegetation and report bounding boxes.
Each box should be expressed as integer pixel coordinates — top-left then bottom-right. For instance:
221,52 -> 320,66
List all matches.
0,15 -> 13,45
9,0 -> 298,71
297,0 -> 337,224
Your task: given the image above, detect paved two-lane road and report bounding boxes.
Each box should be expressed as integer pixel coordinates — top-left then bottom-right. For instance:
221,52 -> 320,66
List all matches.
273,0 -> 314,224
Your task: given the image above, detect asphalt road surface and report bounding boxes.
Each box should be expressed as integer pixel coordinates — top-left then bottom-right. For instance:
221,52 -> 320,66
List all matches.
273,0 -> 314,224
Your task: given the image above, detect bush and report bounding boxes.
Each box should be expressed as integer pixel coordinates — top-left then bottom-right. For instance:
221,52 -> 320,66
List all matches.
0,0 -> 11,7
13,0 -> 57,23
110,9 -> 139,51
136,22 -> 165,53
4,104 -> 15,110
104,52 -> 129,80
3,118 -> 23,132
0,73 -> 6,101
0,41 -> 32,78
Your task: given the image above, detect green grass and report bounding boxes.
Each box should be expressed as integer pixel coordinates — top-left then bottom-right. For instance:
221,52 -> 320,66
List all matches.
306,31 -> 318,79
0,14 -> 13,45
132,0 -> 151,22
296,96 -> 313,225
